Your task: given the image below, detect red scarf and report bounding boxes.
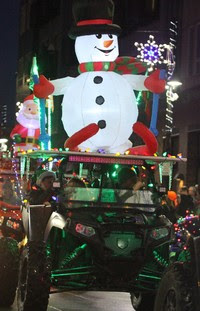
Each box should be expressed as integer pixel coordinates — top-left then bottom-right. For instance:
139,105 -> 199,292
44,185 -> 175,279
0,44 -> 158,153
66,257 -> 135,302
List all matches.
78,57 -> 147,75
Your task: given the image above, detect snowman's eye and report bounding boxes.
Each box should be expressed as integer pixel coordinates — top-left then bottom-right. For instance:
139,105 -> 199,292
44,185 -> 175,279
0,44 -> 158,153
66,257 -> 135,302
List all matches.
108,34 -> 113,39
96,34 -> 102,39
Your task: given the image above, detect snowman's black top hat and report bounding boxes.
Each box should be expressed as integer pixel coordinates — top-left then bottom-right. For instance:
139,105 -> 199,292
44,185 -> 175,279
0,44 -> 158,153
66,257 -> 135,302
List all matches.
69,0 -> 121,39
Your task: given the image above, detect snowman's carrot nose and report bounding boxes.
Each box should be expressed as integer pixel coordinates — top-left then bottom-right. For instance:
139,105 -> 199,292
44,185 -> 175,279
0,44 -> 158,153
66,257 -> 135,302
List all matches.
103,40 -> 113,48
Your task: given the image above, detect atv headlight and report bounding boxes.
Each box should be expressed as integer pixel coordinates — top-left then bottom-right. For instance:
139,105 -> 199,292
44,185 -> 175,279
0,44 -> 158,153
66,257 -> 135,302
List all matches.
75,223 -> 95,237
150,228 -> 169,240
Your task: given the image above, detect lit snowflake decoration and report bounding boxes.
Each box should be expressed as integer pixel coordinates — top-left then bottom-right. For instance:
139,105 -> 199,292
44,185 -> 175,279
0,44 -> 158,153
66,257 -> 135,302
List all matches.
135,35 -> 168,72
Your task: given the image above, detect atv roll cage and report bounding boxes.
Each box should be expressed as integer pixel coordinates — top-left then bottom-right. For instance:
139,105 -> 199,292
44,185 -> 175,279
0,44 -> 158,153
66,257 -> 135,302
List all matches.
18,151 -> 197,311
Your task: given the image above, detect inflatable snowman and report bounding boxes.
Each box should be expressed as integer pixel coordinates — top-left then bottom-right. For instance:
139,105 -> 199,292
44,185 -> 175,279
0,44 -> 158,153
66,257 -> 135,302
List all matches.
10,94 -> 40,153
34,0 -> 165,155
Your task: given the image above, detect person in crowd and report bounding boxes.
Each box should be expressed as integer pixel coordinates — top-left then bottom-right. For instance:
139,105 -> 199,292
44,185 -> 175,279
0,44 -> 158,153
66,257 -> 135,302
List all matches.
1,181 -> 21,206
28,170 -> 56,205
195,184 -> 200,198
179,186 -> 188,195
159,191 -> 178,224
188,186 -> 198,205
176,186 -> 195,217
190,185 -> 200,214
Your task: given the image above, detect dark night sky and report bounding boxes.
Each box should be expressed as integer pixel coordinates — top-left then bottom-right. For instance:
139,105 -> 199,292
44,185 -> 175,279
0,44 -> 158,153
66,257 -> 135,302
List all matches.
0,0 -> 20,129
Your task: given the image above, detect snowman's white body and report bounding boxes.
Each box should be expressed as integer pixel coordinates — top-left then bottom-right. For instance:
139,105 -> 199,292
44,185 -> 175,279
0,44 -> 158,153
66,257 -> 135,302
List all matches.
51,34 -> 147,153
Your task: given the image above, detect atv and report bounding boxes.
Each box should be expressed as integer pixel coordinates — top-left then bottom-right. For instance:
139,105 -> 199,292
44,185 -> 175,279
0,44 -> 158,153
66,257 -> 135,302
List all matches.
0,151 -> 24,307
0,193 -> 23,307
16,150 -> 197,311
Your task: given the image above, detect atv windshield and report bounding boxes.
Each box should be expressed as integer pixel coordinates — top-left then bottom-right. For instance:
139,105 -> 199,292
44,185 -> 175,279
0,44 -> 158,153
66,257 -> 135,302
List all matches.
58,154 -> 157,206
61,187 -> 154,205
20,151 -> 184,208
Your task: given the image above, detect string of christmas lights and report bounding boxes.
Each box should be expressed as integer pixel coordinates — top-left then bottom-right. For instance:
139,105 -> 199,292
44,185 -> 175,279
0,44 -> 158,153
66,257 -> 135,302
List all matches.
167,21 -> 178,81
11,157 -> 24,203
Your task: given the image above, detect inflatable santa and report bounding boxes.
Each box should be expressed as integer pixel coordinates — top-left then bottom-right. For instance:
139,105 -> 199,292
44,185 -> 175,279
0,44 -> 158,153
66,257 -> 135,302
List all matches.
10,95 -> 40,153
34,0 -> 166,155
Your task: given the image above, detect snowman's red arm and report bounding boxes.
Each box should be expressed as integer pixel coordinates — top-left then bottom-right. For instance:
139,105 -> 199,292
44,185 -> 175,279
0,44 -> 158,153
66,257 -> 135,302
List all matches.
123,69 -> 166,93
123,74 -> 148,91
64,123 -> 99,151
50,76 -> 74,95
33,75 -> 74,98
127,121 -> 158,156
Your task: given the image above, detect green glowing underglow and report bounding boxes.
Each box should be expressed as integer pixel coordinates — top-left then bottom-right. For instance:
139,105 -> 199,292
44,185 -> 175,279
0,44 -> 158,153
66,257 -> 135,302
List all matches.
138,273 -> 161,280
153,250 -> 168,267
51,271 -> 90,277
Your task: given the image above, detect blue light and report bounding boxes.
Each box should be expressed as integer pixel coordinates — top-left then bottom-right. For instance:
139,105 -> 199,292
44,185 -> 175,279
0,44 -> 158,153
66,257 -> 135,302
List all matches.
144,46 -> 159,61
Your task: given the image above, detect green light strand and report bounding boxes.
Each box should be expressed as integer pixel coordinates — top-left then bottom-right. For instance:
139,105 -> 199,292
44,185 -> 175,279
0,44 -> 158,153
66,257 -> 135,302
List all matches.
169,162 -> 173,190
29,56 -> 39,91
136,70 -> 148,105
138,273 -> 161,280
159,163 -> 163,184
20,156 -> 26,179
26,156 -> 30,181
47,97 -> 52,150
41,141 -> 45,151
153,250 -> 168,267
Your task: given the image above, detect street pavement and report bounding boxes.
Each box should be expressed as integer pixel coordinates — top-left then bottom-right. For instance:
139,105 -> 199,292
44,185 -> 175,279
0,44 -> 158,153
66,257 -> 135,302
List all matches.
1,291 -> 134,311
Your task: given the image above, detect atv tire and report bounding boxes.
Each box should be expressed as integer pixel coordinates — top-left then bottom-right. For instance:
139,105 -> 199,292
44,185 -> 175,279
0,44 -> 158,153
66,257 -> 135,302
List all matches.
154,263 -> 196,311
17,241 -> 51,311
130,292 -> 155,310
0,237 -> 19,306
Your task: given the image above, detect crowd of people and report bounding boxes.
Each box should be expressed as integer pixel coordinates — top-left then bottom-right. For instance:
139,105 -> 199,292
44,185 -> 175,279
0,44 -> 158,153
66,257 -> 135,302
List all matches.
176,184 -> 200,216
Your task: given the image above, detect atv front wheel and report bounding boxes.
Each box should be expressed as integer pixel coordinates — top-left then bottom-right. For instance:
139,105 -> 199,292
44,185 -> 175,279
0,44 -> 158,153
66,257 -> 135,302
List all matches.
17,241 -> 51,311
0,237 -> 19,306
154,263 -> 196,311
130,292 -> 155,310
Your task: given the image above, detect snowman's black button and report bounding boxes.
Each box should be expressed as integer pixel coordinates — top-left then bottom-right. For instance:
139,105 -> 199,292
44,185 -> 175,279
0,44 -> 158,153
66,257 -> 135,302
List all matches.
94,76 -> 103,84
98,120 -> 106,129
96,96 -> 105,105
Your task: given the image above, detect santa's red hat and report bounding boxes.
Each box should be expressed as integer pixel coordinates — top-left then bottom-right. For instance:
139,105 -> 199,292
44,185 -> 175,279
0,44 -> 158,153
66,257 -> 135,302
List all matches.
23,94 -> 34,105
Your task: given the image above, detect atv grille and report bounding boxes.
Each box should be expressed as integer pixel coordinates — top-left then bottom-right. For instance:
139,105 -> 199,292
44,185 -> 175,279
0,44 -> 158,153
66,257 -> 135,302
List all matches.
104,232 -> 142,256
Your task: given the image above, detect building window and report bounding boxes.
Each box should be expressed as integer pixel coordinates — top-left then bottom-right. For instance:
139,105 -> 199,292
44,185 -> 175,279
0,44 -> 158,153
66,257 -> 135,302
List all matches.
122,0 -> 159,31
30,0 -> 61,28
188,23 -> 200,75
187,131 -> 200,185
